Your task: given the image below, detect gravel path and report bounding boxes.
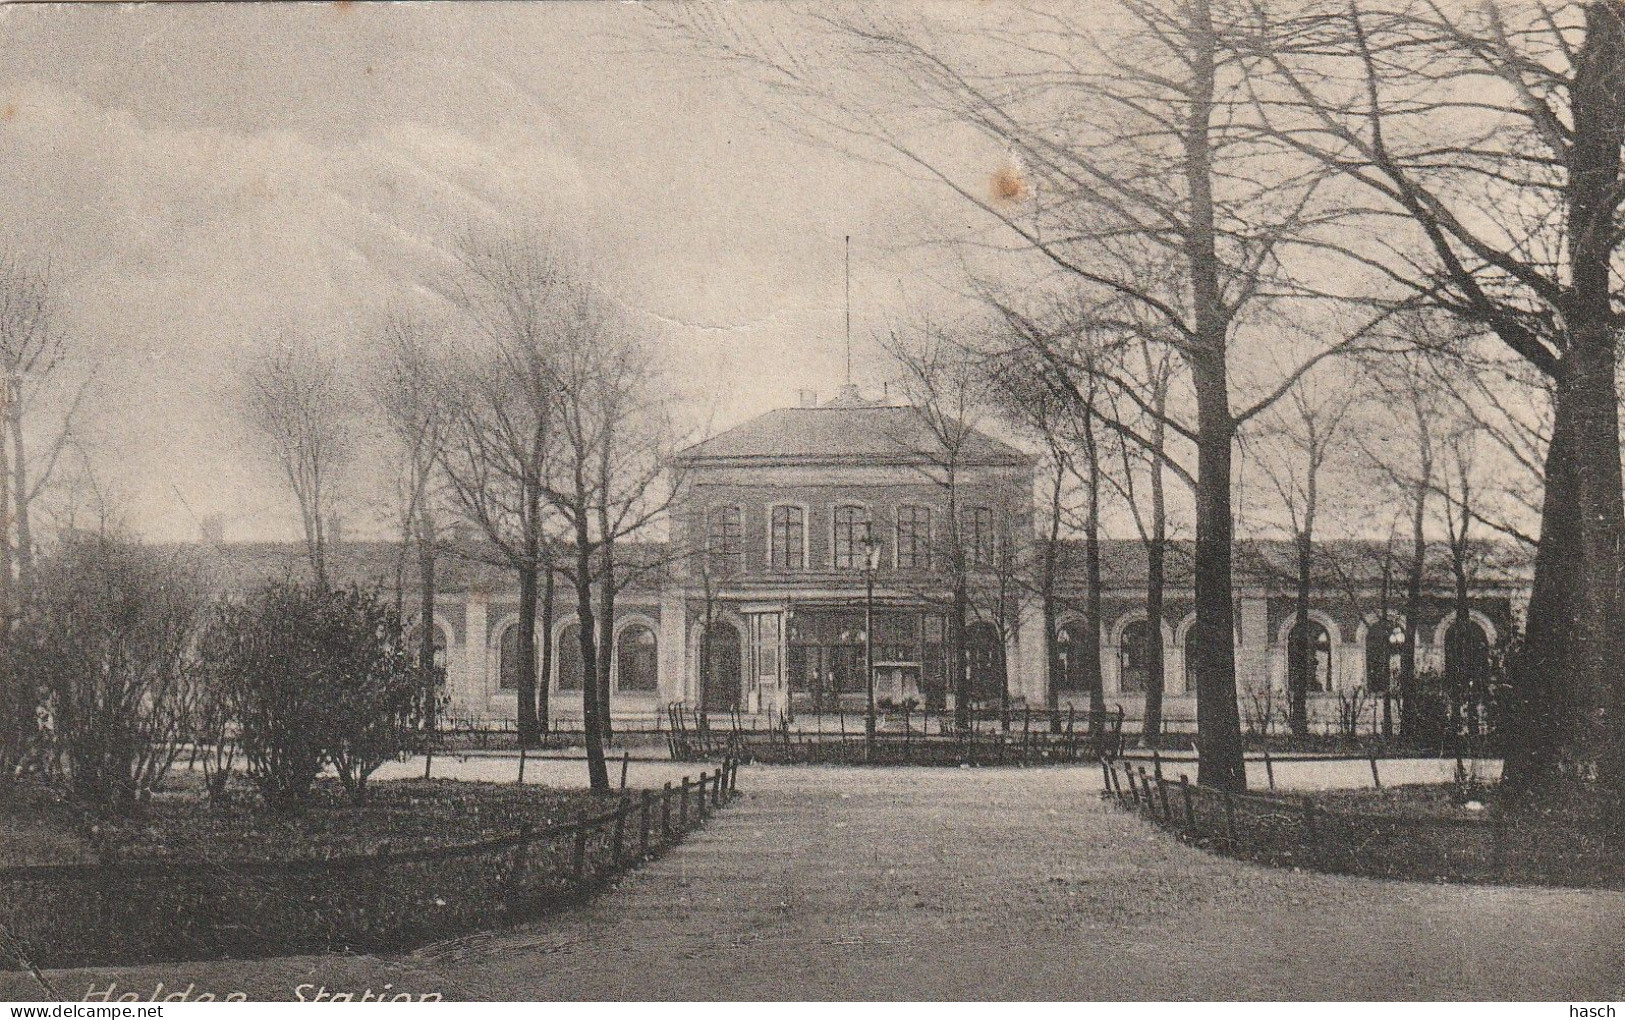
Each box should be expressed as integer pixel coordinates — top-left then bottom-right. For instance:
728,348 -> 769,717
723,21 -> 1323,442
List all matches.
4,764 -> 1620,1001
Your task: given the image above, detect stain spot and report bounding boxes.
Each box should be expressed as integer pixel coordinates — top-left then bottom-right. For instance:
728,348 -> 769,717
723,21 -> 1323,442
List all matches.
990,160 -> 1028,204
365,65 -> 374,76
1,104 -> 16,123
331,0 -> 355,14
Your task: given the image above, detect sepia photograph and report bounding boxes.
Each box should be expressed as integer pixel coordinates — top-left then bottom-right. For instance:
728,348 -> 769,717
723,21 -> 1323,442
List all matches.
0,0 -> 1620,1005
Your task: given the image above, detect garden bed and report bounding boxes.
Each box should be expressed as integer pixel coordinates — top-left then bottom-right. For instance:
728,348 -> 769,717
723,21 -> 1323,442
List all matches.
0,763 -> 740,970
1104,758 -> 1625,890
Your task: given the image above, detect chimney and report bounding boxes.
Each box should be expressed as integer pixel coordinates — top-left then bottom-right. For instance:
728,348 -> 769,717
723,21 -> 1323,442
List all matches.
799,389 -> 819,408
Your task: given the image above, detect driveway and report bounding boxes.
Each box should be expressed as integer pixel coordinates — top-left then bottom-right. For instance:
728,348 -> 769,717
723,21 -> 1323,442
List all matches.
4,764 -> 1620,1000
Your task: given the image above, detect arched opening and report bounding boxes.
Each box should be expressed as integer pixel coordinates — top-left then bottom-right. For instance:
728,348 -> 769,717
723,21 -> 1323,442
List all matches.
498,623 -> 523,691
556,623 -> 584,691
1287,620 -> 1333,694
1055,623 -> 1088,693
1443,617 -> 1490,698
1365,619 -> 1404,694
616,624 -> 658,692
1118,620 -> 1152,695
701,620 -> 742,712
966,621 -> 1005,703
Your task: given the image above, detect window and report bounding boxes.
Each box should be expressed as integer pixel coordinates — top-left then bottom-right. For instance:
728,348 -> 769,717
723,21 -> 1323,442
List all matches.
1119,620 -> 1152,694
706,505 -> 743,576
832,505 -> 869,570
896,505 -> 931,568
960,506 -> 994,567
1443,617 -> 1490,695
616,625 -> 658,692
1287,620 -> 1333,693
431,624 -> 448,671
498,623 -> 522,691
557,623 -> 584,690
770,505 -> 806,571
1055,623 -> 1088,693
1366,619 -> 1405,694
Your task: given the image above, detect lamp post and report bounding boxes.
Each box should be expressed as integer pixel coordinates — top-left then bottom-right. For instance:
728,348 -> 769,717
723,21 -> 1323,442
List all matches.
860,527 -> 881,754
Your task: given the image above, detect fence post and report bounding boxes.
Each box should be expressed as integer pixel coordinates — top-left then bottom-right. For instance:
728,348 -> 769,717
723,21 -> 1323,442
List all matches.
661,781 -> 673,843
1136,767 -> 1154,817
1100,758 -> 1112,794
1222,791 -> 1237,843
1125,764 -> 1141,807
1157,772 -> 1173,821
1152,749 -> 1163,782
698,772 -> 710,818
572,811 -> 588,880
1179,775 -> 1196,832
680,776 -> 690,828
1263,749 -> 1275,791
1368,753 -> 1382,789
611,797 -> 629,867
518,744 -> 527,785
620,751 -> 631,791
639,790 -> 652,858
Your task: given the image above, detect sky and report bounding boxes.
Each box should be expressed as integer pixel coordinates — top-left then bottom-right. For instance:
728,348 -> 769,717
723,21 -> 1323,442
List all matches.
0,2 -> 999,543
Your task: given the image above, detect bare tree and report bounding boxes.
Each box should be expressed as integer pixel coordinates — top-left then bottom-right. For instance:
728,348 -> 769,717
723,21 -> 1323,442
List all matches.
242,337 -> 352,589
371,310 -> 453,728
542,272 -> 677,793
438,227 -> 567,747
1252,0 -> 1625,794
1252,378 -> 1354,738
0,255 -> 82,614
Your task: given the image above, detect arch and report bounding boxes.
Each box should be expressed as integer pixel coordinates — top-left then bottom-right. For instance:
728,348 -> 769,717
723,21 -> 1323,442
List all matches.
1360,615 -> 1406,695
694,617 -> 743,712
1284,618 -> 1335,694
1432,609 -> 1499,651
614,619 -> 659,693
492,616 -> 531,693
1439,613 -> 1493,695
554,621 -> 586,691
1053,617 -> 1094,694
1174,612 -> 1200,648
966,621 -> 1005,702
1273,609 -> 1344,650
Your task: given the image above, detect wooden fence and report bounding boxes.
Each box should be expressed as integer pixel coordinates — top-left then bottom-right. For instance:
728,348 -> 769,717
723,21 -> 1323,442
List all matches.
1101,756 -> 1622,889
0,761 -> 741,973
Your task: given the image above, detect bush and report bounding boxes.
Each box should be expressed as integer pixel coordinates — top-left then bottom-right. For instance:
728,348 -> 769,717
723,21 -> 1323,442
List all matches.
0,640 -> 48,802
206,580 -> 430,809
13,532 -> 206,813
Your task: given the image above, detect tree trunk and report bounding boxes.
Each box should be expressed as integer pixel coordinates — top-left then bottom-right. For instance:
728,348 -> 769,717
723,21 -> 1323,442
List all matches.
1042,459 -> 1063,733
1083,430 -> 1106,730
538,557 -> 554,732
0,398 -> 13,628
515,563 -> 540,746
1401,477 -> 1426,742
575,512 -> 610,792
1142,534 -> 1167,748
1506,4 -> 1625,794
417,506 -> 438,733
1290,529 -> 1312,738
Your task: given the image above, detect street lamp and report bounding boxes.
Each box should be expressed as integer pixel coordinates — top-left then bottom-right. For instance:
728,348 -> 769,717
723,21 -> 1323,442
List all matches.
859,525 -> 882,754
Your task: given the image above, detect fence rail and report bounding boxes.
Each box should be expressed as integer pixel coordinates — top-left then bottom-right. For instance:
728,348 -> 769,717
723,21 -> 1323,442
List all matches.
667,702 -> 1127,765
1101,756 -> 1623,888
0,760 -> 742,971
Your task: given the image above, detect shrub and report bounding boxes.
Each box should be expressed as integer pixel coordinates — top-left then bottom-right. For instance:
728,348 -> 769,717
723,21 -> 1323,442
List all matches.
0,641 -> 48,801
206,580 -> 429,809
14,532 -> 206,813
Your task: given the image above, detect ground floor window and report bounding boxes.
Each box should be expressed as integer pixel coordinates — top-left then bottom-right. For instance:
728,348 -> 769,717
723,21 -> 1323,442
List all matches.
787,608 -> 945,710
557,623 -> 584,690
1287,620 -> 1333,693
1366,619 -> 1404,694
616,624 -> 658,691
1118,620 -> 1152,694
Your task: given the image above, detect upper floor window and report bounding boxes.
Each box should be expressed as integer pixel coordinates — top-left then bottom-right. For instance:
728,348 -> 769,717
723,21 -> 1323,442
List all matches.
960,506 -> 995,568
770,505 -> 806,571
896,505 -> 931,569
832,505 -> 869,570
706,504 -> 743,577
